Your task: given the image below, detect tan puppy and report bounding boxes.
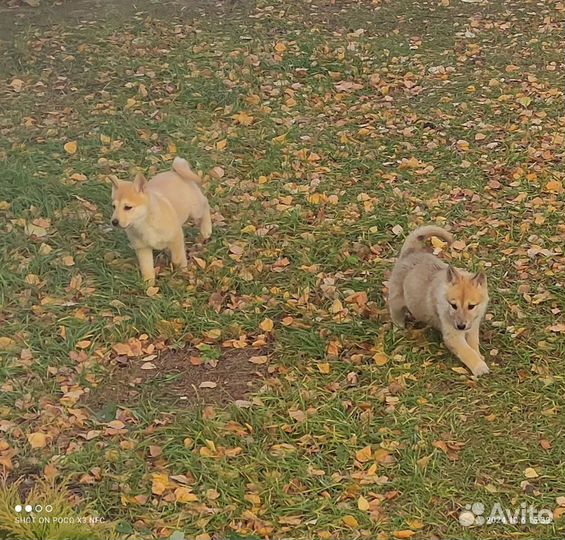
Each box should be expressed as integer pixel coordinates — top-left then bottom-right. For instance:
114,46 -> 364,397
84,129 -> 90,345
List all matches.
388,225 -> 490,376
110,157 -> 212,284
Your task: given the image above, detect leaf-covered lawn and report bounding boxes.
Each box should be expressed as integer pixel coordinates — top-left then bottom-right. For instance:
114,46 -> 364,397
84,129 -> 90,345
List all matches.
0,0 -> 564,538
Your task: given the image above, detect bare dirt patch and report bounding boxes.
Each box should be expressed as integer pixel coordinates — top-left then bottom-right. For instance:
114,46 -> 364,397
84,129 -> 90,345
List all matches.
84,346 -> 269,413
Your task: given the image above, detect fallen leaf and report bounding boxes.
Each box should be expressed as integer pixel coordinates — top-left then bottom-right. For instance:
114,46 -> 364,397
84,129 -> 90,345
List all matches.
524,467 -> 539,479
141,362 -> 156,370
199,381 -> 217,388
64,141 -> 78,154
355,446 -> 372,463
0,337 -> 16,350
373,352 -> 389,366
393,531 -> 415,539
248,355 -> 268,365
317,362 -> 331,374
10,78 -> 24,92
146,286 -> 160,297
174,487 -> 198,503
259,318 -> 274,332
342,515 -> 359,528
27,432 -> 47,449
151,473 -> 171,495
358,495 -> 370,511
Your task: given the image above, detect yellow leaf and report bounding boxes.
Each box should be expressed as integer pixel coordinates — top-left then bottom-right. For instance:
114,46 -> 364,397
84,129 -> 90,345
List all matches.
183,437 -> 193,448
174,487 -> 198,503
516,96 -> 532,108
216,139 -> 228,151
524,467 -> 539,479
342,515 -> 359,528
417,455 -> 431,469
0,337 -> 16,350
374,448 -> 391,463
331,298 -> 343,313
28,432 -> 47,449
232,111 -> 254,126
241,225 -> 256,234
373,352 -> 389,366
259,318 -> 274,332
358,495 -> 370,511
76,340 -> 91,349
355,445 -> 372,463
274,42 -> 287,53
64,141 -> 77,154
151,473 -> 171,495
61,255 -> 75,266
431,236 -> 448,249
317,362 -> 331,374
393,531 -> 415,539
100,134 -> 111,144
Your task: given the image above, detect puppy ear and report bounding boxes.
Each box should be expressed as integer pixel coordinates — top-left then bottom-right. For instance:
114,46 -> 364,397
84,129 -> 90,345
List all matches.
109,175 -> 120,190
473,271 -> 487,287
133,173 -> 147,193
446,266 -> 460,283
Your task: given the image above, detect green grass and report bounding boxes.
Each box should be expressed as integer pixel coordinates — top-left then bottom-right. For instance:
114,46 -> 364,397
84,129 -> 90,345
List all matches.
0,0 -> 564,538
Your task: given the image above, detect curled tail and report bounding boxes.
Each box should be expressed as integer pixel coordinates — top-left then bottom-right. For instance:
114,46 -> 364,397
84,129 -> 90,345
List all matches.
399,225 -> 453,257
172,156 -> 203,184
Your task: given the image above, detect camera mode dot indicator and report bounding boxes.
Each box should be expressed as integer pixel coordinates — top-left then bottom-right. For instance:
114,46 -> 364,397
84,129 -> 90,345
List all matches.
14,505 -> 22,513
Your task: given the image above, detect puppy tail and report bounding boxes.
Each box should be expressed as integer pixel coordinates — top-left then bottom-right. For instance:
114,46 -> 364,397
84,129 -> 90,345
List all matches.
399,225 -> 453,257
172,156 -> 203,184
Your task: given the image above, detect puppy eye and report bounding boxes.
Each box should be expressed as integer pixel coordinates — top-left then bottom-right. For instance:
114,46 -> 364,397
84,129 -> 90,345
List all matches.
449,302 -> 457,309
468,304 -> 476,310
112,203 -> 115,208
124,205 -> 132,211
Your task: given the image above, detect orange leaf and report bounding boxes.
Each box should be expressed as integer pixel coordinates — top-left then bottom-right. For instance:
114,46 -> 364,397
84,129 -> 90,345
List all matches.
355,445 -> 372,463
64,141 -> 78,154
259,318 -> 274,332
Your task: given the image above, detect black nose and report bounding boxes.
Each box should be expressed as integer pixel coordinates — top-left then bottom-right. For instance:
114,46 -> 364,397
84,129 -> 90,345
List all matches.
111,219 -> 118,227
457,323 -> 466,330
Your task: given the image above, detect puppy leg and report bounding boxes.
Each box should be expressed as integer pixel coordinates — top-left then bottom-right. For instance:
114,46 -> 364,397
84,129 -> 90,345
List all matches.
388,291 -> 408,328
169,230 -> 188,269
198,204 -> 212,240
443,330 -> 489,376
136,247 -> 155,285
466,324 -> 483,358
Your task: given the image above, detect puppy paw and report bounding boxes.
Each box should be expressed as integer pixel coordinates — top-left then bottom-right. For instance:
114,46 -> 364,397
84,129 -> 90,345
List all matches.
470,360 -> 490,377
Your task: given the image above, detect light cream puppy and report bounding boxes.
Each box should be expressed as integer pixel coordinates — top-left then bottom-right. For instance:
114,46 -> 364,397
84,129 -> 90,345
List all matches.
388,225 -> 490,377
110,157 -> 212,284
